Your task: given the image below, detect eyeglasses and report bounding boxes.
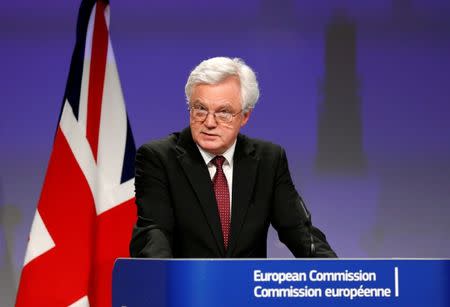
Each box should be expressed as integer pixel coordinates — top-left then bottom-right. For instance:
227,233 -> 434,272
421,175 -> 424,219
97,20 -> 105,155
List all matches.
188,105 -> 243,124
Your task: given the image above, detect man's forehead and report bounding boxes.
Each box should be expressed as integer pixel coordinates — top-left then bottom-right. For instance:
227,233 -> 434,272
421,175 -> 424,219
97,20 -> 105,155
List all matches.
189,77 -> 242,107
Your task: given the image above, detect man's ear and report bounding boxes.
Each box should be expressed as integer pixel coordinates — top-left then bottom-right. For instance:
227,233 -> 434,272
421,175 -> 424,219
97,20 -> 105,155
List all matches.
240,110 -> 252,127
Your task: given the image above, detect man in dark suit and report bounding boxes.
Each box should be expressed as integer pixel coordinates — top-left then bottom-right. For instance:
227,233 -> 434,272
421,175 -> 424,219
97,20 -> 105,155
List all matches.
130,57 -> 336,258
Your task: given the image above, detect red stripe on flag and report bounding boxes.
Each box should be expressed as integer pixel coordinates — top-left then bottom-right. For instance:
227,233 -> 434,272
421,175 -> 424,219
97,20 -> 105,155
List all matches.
89,198 -> 135,306
86,1 -> 108,161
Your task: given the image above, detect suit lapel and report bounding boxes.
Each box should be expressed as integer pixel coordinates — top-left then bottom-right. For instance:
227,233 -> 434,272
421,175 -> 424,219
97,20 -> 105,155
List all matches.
226,134 -> 259,257
175,128 -> 226,255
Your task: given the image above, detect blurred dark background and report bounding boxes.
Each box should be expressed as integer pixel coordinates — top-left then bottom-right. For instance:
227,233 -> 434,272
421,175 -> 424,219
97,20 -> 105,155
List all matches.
1,0 -> 450,305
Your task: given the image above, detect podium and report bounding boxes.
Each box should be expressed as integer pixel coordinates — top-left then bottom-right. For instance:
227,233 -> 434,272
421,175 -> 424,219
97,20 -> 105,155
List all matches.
112,259 -> 450,307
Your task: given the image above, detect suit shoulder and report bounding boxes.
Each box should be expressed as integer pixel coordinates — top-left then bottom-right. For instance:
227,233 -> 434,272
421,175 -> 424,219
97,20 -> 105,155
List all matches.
240,134 -> 284,153
137,132 -> 180,155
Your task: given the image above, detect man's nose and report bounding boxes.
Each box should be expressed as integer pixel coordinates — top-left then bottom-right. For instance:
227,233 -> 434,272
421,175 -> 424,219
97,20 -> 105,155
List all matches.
204,112 -> 218,128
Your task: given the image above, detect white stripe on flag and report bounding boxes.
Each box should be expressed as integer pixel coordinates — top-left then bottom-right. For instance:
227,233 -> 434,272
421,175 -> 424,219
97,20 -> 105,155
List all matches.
77,4 -> 96,138
23,210 -> 56,266
68,295 -> 90,307
97,41 -> 129,191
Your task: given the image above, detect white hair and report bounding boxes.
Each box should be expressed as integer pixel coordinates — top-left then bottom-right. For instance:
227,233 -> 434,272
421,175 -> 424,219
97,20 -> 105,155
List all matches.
185,57 -> 260,113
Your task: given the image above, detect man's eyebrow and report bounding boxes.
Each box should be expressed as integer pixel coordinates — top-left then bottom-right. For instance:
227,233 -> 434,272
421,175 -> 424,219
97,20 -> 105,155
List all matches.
191,100 -> 205,106
191,100 -> 233,110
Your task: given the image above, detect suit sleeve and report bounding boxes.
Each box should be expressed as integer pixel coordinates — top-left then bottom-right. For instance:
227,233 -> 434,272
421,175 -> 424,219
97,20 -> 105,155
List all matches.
129,144 -> 174,258
271,147 -> 337,258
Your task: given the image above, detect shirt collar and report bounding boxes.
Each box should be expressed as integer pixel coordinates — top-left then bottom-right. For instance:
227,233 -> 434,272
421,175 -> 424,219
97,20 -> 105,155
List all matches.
197,140 -> 236,167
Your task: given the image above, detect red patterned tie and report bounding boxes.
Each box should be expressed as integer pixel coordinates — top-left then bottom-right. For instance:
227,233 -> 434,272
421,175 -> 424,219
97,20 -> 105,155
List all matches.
212,156 -> 231,249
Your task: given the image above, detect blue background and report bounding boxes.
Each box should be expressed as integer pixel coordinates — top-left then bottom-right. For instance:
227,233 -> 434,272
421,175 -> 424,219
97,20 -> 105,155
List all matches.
1,1 -> 450,305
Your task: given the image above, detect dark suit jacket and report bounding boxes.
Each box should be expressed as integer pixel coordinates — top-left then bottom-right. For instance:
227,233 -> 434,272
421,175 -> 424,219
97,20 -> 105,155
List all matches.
130,127 -> 336,258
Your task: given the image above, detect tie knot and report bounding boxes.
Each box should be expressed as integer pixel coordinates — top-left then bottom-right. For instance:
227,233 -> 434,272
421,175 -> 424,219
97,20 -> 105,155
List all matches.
212,155 -> 225,168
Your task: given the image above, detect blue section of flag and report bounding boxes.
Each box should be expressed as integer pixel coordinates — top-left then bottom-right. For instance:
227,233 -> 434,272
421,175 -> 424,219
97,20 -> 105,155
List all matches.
59,0 -> 97,122
121,116 -> 136,183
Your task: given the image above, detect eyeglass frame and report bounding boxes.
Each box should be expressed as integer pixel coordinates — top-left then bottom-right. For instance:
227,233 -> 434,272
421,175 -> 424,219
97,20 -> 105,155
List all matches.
188,104 -> 244,124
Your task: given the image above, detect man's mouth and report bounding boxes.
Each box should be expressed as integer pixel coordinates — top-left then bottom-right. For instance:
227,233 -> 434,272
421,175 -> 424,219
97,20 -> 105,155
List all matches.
201,132 -> 218,137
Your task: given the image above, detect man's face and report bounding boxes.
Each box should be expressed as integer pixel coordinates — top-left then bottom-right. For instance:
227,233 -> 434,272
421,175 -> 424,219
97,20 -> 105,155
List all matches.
189,76 -> 251,155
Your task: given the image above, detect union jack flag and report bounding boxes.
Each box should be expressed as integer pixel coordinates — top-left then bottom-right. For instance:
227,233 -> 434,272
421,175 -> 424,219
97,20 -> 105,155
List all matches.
16,0 -> 136,305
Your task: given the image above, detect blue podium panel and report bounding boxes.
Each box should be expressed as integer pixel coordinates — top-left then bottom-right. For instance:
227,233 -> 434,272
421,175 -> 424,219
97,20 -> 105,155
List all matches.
112,259 -> 450,307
